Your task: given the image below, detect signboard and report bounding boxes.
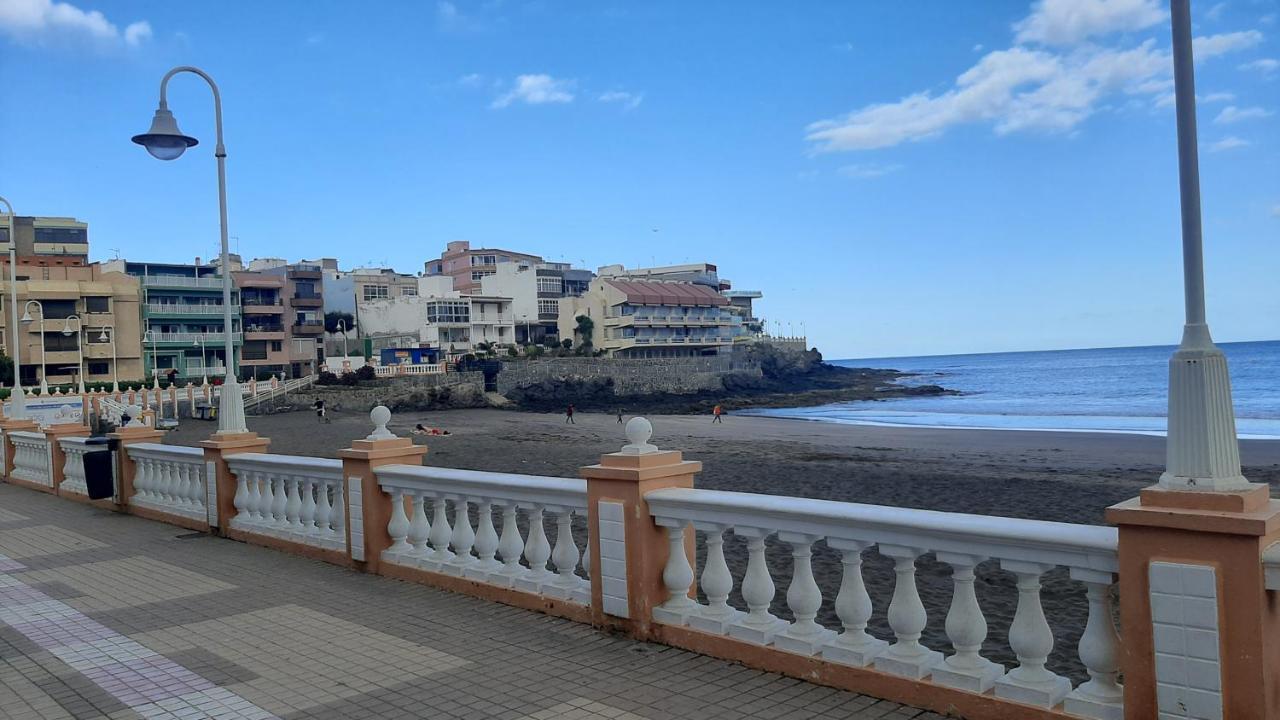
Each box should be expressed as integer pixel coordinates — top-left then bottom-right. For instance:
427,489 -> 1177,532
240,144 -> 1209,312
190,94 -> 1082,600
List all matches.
3,396 -> 85,428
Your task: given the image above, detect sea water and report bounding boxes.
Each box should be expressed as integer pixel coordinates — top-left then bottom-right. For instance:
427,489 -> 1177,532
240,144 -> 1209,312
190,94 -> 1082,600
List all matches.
748,340 -> 1280,439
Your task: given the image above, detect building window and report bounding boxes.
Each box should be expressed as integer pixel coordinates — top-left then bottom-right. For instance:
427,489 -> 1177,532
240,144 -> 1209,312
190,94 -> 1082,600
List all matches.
38,299 -> 77,319
43,333 -> 79,351
88,361 -> 109,375
537,277 -> 562,294
426,301 -> 470,324
33,227 -> 87,245
363,284 -> 389,300
85,296 -> 110,313
271,341 -> 283,352
400,286 -> 418,296
538,299 -> 559,315
470,254 -> 498,267
470,270 -> 494,282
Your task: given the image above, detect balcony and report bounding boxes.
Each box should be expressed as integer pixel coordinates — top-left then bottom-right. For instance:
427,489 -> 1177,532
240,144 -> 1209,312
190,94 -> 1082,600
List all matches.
149,331 -> 244,344
142,275 -> 224,289
471,315 -> 513,325
291,292 -> 323,308
292,321 -> 324,336
146,303 -> 240,317
244,325 -> 286,340
288,267 -> 323,280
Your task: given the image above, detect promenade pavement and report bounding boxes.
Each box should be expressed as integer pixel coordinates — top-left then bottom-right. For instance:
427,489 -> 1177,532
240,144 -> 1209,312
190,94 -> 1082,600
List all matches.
0,483 -> 940,720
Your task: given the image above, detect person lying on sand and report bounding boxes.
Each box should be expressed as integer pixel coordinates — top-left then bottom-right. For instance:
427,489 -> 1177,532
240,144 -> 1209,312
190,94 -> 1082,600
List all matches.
412,422 -> 451,436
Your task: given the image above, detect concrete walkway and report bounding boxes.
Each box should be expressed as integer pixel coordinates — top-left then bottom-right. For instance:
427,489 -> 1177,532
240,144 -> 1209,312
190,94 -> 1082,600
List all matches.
0,484 -> 941,720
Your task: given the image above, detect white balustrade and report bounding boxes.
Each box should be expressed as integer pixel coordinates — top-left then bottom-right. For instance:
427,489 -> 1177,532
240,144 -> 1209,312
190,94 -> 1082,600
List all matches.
226,454 -> 346,552
125,444 -> 209,522
9,432 -> 52,487
645,487 -> 1122,717
58,437 -> 92,497
376,464 -> 591,607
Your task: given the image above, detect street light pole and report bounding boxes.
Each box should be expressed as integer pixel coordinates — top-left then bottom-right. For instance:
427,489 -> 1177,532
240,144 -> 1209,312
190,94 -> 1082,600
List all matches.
144,330 -> 161,387
64,314 -> 85,394
21,301 -> 46,394
1159,0 -> 1247,492
98,327 -> 119,392
133,66 -> 247,434
337,319 -> 349,359
0,195 -> 25,419
192,337 -> 208,385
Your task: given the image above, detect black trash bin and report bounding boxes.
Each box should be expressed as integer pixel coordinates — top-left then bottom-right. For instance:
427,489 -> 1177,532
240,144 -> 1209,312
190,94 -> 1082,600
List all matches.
83,436 -> 119,501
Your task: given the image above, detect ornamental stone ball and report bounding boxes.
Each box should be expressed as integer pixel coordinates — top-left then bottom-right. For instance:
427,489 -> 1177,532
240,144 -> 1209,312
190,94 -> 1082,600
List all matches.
622,417 -> 657,454
368,405 -> 395,440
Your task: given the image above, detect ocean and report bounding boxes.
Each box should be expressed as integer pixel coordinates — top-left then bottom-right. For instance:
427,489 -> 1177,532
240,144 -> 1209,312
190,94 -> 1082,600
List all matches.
746,340 -> 1280,439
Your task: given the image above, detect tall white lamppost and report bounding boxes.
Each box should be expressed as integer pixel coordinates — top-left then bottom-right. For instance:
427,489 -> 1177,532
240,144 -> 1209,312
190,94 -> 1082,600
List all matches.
21,300 -> 47,394
1160,0 -> 1247,492
337,318 -> 349,360
132,66 -> 247,434
192,336 -> 208,385
63,314 -> 86,395
97,326 -> 119,392
144,329 -> 161,388
0,195 -> 25,418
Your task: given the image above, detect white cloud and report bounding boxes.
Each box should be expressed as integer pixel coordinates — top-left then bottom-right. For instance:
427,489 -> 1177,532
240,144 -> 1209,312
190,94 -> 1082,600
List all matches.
1262,14 -> 1277,26
838,163 -> 903,179
492,74 -> 574,108
457,73 -> 484,88
806,2 -> 1265,153
1205,3 -> 1227,22
598,90 -> 643,111
0,0 -> 151,47
1194,30 -> 1263,59
1203,91 -> 1236,103
1214,105 -> 1273,123
1239,57 -> 1279,74
1208,136 -> 1249,151
973,44 -> 984,52
1013,0 -> 1165,46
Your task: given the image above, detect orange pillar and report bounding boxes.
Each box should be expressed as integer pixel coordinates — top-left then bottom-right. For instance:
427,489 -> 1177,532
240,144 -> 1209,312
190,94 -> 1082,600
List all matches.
580,418 -> 700,639
200,430 -> 270,536
1107,484 -> 1280,719
108,425 -> 165,509
44,422 -> 90,494
338,407 -> 426,575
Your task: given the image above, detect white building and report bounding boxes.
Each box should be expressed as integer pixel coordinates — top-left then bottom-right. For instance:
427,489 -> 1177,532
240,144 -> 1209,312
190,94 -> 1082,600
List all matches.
479,262 -> 594,345
357,289 -> 515,357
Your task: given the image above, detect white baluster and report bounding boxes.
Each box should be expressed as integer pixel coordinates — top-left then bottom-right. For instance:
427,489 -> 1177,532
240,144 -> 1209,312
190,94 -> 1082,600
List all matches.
652,520 -> 698,624
315,480 -> 334,541
330,482 -> 346,540
271,475 -> 288,530
689,523 -> 743,635
774,533 -> 836,655
407,491 -> 430,560
467,499 -> 501,577
496,501 -> 525,584
875,546 -> 942,679
446,497 -> 476,573
728,528 -> 787,645
1064,572 -> 1124,719
546,507 -> 582,598
516,504 -> 553,591
823,539 -> 886,666
285,476 -> 303,531
191,464 -> 207,511
175,462 -> 192,508
299,478 -> 318,534
427,493 -> 454,566
246,471 -> 264,522
385,489 -> 411,556
994,561 -> 1071,707
932,552 -> 1004,692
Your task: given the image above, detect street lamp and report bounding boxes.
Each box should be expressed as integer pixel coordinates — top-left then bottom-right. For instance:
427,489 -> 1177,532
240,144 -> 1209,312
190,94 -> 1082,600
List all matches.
133,66 -> 246,434
144,329 -> 162,388
337,318 -> 349,359
20,300 -> 46,394
63,315 -> 86,395
1159,0 -> 1247,492
192,336 -> 209,386
96,327 -> 119,392
0,194 -> 26,419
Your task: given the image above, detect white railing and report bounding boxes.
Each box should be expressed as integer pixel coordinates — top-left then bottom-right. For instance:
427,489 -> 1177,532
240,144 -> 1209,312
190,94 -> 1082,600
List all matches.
645,488 -> 1122,718
148,331 -> 243,343
147,303 -> 240,315
127,444 -> 210,523
9,431 -> 52,488
226,454 -> 346,552
242,374 -> 317,411
99,396 -> 131,425
142,275 -> 225,289
376,465 -> 591,605
58,437 -> 92,497
372,363 -> 444,377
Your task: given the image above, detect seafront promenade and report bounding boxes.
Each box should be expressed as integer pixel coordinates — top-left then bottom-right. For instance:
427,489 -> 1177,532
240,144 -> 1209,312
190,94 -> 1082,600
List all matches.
2,408 -> 1279,719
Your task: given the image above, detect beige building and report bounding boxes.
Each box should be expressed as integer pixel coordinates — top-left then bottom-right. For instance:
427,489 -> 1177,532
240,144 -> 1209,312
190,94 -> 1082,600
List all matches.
0,262 -> 144,387
0,216 -> 89,263
558,278 -> 737,358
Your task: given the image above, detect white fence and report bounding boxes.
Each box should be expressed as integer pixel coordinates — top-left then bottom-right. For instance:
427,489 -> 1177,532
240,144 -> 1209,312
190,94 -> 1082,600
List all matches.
58,436 -> 92,497
372,363 -> 444,377
226,454 -> 346,552
127,444 -> 211,524
8,431 -> 52,488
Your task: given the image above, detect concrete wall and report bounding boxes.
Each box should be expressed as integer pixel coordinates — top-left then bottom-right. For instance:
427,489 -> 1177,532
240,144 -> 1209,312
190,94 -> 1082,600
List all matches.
275,371 -> 487,413
495,355 -> 760,395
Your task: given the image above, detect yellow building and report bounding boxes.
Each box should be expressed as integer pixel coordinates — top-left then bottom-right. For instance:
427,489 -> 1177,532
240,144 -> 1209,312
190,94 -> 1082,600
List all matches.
0,262 -> 144,388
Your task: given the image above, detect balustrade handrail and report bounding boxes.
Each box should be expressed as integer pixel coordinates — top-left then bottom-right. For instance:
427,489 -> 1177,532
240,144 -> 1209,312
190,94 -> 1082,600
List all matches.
645,487 -> 1117,575
225,453 -> 343,479
126,443 -> 205,463
377,464 -> 587,510
9,430 -> 48,443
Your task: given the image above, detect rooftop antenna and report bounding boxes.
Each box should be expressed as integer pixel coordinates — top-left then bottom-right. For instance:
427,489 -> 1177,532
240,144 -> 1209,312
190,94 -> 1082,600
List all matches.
110,248 -> 121,260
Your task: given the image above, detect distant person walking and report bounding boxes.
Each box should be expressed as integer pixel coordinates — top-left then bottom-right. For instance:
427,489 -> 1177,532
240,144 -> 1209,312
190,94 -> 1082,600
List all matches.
712,404 -> 724,424
566,404 -> 575,424
165,368 -> 178,386
313,398 -> 330,424
616,407 -> 625,424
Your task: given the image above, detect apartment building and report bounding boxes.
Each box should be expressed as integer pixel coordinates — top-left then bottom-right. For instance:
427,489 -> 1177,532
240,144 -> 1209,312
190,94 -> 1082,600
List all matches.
478,262 -> 594,345
599,262 -> 763,339
0,262 -> 144,387
0,216 -> 90,264
423,240 -> 543,293
358,288 -> 514,358
558,278 -> 738,358
722,289 -> 764,335
232,262 -> 323,379
103,260 -> 241,380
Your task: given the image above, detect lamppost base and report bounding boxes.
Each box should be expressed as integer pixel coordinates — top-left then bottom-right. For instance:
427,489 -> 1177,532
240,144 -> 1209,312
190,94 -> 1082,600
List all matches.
1161,329 -> 1248,493
215,377 -> 249,435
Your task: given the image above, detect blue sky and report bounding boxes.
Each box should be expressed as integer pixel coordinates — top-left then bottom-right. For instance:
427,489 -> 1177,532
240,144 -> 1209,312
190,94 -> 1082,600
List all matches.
0,0 -> 1276,359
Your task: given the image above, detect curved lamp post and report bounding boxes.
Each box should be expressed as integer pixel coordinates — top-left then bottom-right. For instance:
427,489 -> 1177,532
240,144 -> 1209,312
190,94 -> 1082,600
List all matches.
63,314 -> 86,395
0,195 -> 25,418
132,66 -> 246,434
97,326 -> 119,393
21,300 -> 47,394
1160,0 -> 1246,491
336,318 -> 349,360
144,329 -> 162,388
192,336 -> 209,386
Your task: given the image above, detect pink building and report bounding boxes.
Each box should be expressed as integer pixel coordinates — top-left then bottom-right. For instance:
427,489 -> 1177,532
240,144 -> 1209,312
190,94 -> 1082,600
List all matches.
423,240 -> 543,293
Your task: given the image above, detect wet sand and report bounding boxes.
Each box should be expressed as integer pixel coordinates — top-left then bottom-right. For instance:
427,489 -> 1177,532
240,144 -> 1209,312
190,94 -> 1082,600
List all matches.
166,408 -> 1280,679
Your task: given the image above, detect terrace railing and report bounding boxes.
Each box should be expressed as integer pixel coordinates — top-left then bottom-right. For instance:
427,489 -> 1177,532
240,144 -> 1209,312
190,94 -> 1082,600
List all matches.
127,444 -> 210,524
9,431 -> 51,488
58,436 -> 91,497
227,454 -> 347,553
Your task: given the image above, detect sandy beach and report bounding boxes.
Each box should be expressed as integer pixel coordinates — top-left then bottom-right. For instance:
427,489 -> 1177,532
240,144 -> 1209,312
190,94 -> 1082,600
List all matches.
166,407 -> 1280,679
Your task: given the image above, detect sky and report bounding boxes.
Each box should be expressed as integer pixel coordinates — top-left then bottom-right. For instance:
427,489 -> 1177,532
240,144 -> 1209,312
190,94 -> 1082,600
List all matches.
0,0 -> 1276,359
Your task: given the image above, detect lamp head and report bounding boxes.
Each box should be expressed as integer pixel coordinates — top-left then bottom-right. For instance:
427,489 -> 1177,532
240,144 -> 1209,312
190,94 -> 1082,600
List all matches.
20,311 -> 32,323
98,329 -> 110,342
131,107 -> 198,161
